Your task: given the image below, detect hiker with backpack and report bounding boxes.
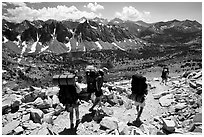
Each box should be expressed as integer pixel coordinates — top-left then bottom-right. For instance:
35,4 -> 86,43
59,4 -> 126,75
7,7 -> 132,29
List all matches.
130,74 -> 148,122
161,66 -> 169,85
85,65 -> 108,112
53,72 -> 81,129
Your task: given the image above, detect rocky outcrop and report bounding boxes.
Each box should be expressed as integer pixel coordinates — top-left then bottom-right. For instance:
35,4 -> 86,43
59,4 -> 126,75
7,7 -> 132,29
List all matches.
2,69 -> 202,135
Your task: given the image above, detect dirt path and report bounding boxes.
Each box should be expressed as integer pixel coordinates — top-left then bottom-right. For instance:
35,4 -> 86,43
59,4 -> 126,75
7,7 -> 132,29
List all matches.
140,80 -> 170,124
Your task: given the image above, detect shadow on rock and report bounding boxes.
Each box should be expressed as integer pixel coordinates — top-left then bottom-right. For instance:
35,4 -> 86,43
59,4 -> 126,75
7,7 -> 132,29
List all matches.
58,128 -> 77,135
128,119 -> 143,127
81,109 -> 106,123
81,110 -> 96,123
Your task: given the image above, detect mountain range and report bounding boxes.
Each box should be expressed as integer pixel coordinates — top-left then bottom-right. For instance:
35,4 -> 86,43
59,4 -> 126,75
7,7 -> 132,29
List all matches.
2,17 -> 202,56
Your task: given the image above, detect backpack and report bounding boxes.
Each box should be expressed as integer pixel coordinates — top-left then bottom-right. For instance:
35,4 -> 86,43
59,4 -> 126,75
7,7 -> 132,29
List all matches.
52,72 -> 76,86
161,67 -> 169,78
131,74 -> 148,96
86,67 -> 104,95
85,66 -> 98,92
52,73 -> 78,105
58,85 -> 79,105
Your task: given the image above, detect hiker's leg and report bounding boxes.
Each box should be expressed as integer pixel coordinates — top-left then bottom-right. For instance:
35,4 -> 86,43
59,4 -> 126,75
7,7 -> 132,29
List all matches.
136,106 -> 144,120
75,106 -> 79,121
75,106 -> 80,128
69,107 -> 74,128
136,105 -> 139,112
98,96 -> 102,108
89,97 -> 99,111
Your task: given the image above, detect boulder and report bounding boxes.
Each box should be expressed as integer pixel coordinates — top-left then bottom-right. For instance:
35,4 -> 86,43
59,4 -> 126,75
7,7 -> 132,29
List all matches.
101,107 -> 114,116
46,87 -> 60,96
131,127 -> 145,135
30,108 -> 44,123
34,97 -> 44,107
22,120 -> 41,130
189,81 -> 197,88
192,71 -> 202,79
100,117 -> 118,130
193,126 -> 202,133
22,92 -> 37,103
153,78 -> 160,81
124,100 -> 133,110
22,113 -> 30,122
193,113 -> 202,124
153,90 -> 170,99
174,103 -> 187,110
162,118 -> 176,132
52,95 -> 60,106
2,94 -> 18,113
42,112 -> 55,124
159,94 -> 174,107
14,126 -> 24,135
118,122 -> 127,133
195,80 -> 202,87
34,97 -> 52,109
11,98 -> 22,108
37,123 -> 49,135
6,112 -> 20,122
2,120 -> 20,135
115,85 -> 128,94
196,87 -> 202,94
54,104 -> 65,116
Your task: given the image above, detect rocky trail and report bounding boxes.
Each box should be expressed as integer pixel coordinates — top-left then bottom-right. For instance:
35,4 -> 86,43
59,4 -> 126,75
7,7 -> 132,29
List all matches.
2,69 -> 202,135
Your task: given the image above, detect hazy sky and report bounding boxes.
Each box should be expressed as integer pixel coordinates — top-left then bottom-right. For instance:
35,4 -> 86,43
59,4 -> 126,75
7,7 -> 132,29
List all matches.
2,1 -> 202,23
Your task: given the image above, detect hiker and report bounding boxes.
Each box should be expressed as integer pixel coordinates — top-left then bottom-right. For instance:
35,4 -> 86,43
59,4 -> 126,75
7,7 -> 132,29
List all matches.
130,74 -> 148,122
161,66 -> 169,85
85,65 -> 108,112
56,73 -> 81,129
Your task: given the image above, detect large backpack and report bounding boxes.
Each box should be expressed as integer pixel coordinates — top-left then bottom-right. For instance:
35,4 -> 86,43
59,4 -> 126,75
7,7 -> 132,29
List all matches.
58,85 -> 79,105
161,67 -> 169,79
85,66 -> 98,92
52,73 -> 78,105
131,74 -> 148,96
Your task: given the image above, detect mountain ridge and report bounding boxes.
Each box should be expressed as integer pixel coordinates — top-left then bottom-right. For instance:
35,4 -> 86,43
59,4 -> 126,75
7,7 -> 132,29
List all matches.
2,18 -> 202,57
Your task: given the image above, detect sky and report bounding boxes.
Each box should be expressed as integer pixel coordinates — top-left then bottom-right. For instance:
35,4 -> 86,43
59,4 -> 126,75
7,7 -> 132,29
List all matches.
1,1 -> 202,23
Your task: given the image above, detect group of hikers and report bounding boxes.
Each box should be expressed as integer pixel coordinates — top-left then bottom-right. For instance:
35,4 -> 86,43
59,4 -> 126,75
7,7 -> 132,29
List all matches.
54,65 -> 170,129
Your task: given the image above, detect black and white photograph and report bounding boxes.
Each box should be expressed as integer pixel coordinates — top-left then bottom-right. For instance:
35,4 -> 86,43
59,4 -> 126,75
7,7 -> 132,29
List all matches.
1,0 -> 202,135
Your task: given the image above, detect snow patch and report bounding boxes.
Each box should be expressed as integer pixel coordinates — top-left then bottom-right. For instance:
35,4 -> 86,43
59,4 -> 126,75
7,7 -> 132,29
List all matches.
112,42 -> 125,51
17,58 -> 22,63
3,36 -> 8,43
41,45 -> 49,53
129,39 -> 132,42
28,41 -> 37,53
13,41 -> 20,46
21,41 -> 28,55
83,46 -> 86,52
28,34 -> 39,53
69,29 -> 74,33
90,25 -> 97,30
80,18 -> 86,23
65,41 -> 72,52
95,41 -> 102,50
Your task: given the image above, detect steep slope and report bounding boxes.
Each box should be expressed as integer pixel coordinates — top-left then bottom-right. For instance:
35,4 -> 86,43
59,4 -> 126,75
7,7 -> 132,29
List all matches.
2,19 -> 148,55
139,19 -> 202,43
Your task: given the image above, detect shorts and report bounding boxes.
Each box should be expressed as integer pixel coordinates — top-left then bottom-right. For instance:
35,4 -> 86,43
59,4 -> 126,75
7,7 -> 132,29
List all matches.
135,100 -> 145,107
65,100 -> 79,112
95,90 -> 103,97
130,94 -> 146,107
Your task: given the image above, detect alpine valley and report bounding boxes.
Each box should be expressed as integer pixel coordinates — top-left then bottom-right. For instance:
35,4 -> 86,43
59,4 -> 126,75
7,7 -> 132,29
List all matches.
2,17 -> 202,86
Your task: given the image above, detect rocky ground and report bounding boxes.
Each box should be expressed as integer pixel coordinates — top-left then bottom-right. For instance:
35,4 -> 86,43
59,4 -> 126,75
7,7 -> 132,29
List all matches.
2,65 -> 202,135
